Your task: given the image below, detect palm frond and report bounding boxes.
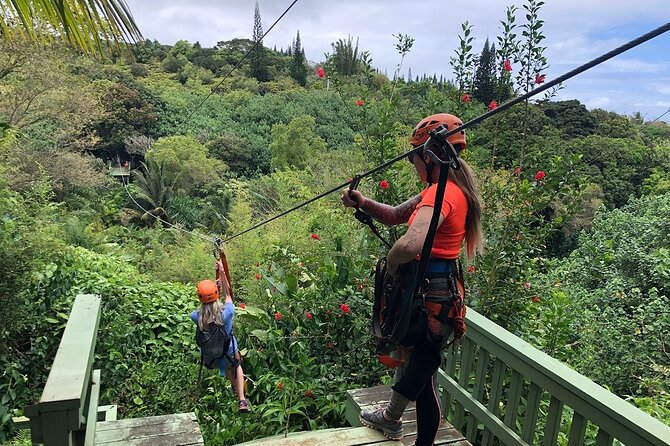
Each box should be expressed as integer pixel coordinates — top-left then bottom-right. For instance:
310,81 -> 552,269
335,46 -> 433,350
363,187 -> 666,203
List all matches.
0,0 -> 142,56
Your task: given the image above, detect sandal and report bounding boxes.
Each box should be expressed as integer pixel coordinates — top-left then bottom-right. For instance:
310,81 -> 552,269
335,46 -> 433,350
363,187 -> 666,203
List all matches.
238,399 -> 250,413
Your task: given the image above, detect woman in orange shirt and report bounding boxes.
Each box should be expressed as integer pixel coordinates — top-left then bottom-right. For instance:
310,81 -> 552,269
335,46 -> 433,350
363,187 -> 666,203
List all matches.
342,113 -> 483,445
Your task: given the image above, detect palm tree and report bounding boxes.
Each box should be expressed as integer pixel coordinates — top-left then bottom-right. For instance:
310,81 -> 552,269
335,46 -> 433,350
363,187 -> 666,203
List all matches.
130,158 -> 178,225
0,0 -> 142,56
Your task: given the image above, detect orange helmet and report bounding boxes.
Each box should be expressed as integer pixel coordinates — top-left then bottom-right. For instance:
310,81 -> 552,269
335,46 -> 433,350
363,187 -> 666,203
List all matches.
196,280 -> 219,303
410,113 -> 466,151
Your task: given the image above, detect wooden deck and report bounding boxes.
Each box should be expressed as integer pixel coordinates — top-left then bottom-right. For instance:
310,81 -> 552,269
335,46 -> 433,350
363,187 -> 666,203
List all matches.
94,412 -> 204,446
239,385 -> 470,446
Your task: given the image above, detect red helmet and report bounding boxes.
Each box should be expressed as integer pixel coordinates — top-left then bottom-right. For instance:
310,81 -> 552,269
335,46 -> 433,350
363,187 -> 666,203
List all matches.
410,113 -> 466,151
197,280 -> 219,303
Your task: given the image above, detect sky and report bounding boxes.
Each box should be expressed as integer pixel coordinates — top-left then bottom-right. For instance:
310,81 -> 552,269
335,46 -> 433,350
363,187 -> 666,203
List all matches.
124,0 -> 670,122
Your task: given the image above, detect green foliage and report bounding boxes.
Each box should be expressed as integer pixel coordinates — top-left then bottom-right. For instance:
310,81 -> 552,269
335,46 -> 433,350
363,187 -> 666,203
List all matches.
450,21 -> 475,93
250,2 -> 270,82
289,31 -> 308,87
92,82 -> 159,154
269,115 -> 326,170
147,135 -> 227,193
542,100 -> 597,138
544,193 -> 670,396
326,36 -> 367,76
473,39 -> 497,104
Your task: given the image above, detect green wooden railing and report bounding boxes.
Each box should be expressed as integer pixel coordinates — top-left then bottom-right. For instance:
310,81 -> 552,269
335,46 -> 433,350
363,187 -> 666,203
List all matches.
23,294 -> 110,446
438,308 -> 670,446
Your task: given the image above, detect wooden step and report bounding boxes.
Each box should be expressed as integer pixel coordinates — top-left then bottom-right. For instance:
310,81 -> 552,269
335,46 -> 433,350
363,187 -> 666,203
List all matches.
94,412 -> 203,446
346,385 -> 471,446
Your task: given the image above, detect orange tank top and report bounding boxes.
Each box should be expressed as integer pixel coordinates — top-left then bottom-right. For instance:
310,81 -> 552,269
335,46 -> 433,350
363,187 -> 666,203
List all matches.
407,182 -> 468,259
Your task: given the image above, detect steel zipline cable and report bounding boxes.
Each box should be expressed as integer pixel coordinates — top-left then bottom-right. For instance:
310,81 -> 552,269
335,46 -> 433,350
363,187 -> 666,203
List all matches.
220,22 -> 670,243
184,0 -> 300,124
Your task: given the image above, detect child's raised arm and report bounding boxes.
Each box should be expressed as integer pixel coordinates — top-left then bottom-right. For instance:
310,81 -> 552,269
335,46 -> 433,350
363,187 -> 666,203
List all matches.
216,260 -> 233,303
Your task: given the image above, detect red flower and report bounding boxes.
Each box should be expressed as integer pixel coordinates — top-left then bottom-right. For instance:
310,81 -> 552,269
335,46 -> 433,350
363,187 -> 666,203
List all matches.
531,296 -> 541,303
239,302 -> 246,309
503,59 -> 512,72
488,100 -> 498,110
304,389 -> 314,398
277,381 -> 284,390
340,303 -> 351,315
467,265 -> 476,273
274,312 -> 283,321
514,167 -> 522,175
523,282 -> 531,290
317,66 -> 325,78
356,99 -> 364,106
327,341 -> 335,349
535,74 -> 546,85
310,233 -> 320,240
534,170 -> 546,181
306,311 -> 313,320
461,93 -> 471,103
379,179 -> 389,190
254,274 -> 261,280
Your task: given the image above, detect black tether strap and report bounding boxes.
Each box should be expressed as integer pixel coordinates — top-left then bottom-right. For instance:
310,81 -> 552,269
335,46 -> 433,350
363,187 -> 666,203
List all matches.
348,175 -> 393,248
385,130 -> 461,348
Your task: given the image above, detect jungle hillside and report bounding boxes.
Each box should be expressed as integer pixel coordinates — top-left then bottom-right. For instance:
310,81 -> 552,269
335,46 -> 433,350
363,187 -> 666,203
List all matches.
1,2 -> 670,445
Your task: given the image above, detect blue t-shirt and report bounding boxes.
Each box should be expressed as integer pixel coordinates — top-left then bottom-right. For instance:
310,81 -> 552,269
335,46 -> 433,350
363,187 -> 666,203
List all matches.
190,302 -> 238,375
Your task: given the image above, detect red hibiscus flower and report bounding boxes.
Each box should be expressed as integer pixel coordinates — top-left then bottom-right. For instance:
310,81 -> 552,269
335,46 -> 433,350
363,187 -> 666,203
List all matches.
306,311 -> 313,320
277,381 -> 284,390
311,233 -> 320,240
254,274 -> 261,280
304,389 -> 314,398
467,265 -> 476,273
274,312 -> 283,321
239,302 -> 246,309
535,74 -> 546,84
317,66 -> 325,78
514,167 -> 522,175
379,179 -> 389,190
531,296 -> 541,303
461,93 -> 471,103
535,170 -> 546,181
488,100 -> 498,110
503,59 -> 512,72
340,303 -> 351,314
356,99 -> 364,106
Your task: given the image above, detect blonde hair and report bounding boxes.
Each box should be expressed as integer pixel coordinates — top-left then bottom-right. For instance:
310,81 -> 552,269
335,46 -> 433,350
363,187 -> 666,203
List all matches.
446,159 -> 483,260
198,299 -> 224,331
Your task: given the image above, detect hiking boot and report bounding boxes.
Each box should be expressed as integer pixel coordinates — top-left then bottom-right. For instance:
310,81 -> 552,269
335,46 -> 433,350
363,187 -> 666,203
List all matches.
238,399 -> 250,413
359,407 -> 403,440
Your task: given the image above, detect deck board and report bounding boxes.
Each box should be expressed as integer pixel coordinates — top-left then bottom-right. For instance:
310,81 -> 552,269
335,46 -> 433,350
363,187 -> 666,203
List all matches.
94,412 -> 203,446
239,385 -> 471,445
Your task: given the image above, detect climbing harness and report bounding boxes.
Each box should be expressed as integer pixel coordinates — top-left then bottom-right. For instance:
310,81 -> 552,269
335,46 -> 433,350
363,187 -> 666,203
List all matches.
347,175 -> 393,248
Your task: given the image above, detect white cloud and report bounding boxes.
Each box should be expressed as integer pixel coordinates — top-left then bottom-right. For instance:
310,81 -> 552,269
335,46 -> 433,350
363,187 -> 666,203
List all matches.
124,0 -> 670,117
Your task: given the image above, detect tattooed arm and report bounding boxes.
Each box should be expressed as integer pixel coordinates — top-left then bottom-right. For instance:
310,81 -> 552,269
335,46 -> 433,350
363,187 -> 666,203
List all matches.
386,206 -> 444,276
341,190 -> 422,226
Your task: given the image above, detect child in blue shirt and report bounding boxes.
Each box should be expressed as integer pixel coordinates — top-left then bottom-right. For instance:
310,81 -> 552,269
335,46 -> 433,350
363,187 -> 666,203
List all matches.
191,261 -> 249,412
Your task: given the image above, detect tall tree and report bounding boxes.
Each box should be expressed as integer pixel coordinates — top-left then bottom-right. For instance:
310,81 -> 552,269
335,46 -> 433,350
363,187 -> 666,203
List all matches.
289,30 -> 308,86
473,38 -> 497,104
0,0 -> 141,56
249,2 -> 269,82
327,36 -> 363,76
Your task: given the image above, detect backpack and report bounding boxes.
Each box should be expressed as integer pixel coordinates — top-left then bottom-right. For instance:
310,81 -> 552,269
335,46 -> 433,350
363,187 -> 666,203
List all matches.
195,322 -> 232,369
